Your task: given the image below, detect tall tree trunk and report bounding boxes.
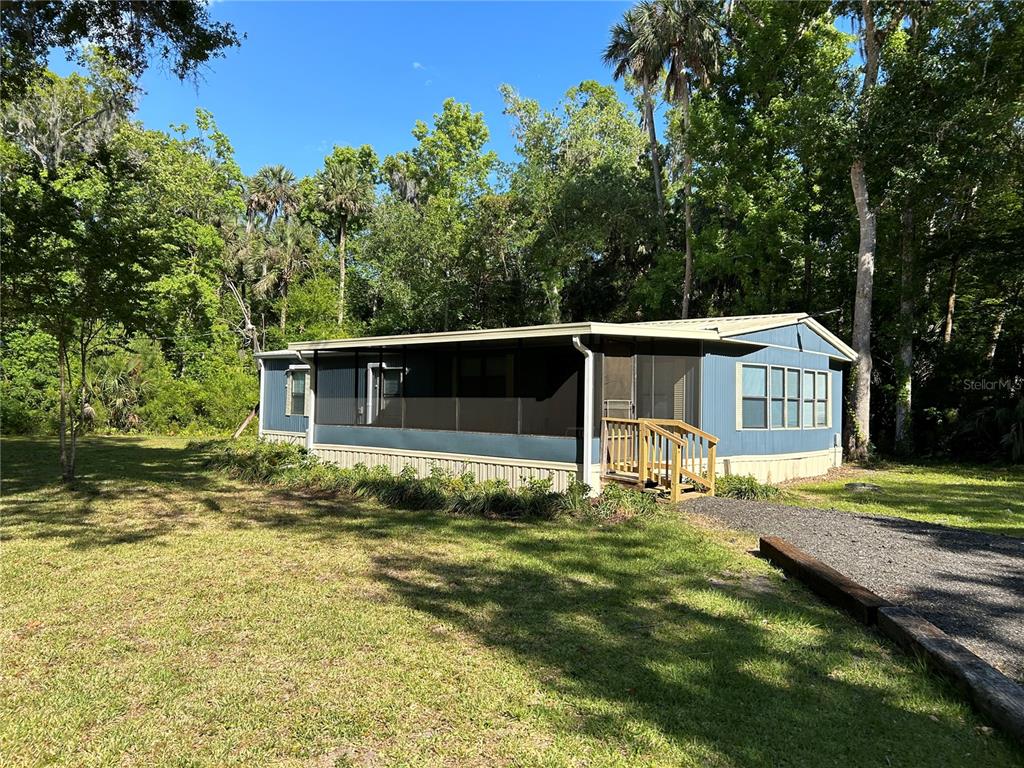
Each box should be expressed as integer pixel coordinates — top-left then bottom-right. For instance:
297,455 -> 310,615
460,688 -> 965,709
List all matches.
641,83 -> 666,221
337,220 -> 347,326
680,81 -> 695,320
987,305 -> 1008,361
279,282 -> 289,332
943,250 -> 959,344
68,329 -> 88,482
848,159 -> 876,461
846,0 -> 881,462
894,206 -> 914,455
57,335 -> 70,483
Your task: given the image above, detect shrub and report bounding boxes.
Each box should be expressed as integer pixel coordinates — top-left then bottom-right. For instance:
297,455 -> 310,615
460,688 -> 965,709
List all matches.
557,480 -> 593,517
590,483 -> 658,519
200,440 -> 683,522
198,440 -> 565,519
716,474 -> 781,500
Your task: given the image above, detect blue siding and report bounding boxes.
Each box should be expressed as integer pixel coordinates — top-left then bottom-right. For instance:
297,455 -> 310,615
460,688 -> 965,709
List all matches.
315,424 -> 578,463
729,324 -> 847,359
262,357 -> 308,433
700,341 -> 842,457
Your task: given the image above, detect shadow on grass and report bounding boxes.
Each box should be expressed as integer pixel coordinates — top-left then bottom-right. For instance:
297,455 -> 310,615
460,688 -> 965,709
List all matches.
1,436 -> 226,549
225,497 -> 1020,764
2,437 -> 1019,762
364,532 -> 1004,764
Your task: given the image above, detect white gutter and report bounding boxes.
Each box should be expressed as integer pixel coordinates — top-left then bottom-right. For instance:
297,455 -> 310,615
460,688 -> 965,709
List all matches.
572,335 -> 595,491
296,351 -> 316,452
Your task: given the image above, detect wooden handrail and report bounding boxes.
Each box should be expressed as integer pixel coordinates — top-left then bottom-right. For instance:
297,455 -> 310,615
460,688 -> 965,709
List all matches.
643,418 -> 719,445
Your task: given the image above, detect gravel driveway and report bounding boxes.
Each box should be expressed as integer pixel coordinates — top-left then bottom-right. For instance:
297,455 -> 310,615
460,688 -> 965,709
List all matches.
687,497 -> 1024,682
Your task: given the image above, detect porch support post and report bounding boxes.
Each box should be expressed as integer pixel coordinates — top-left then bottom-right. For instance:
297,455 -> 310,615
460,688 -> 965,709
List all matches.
572,335 -> 595,492
297,351 -> 316,452
256,357 -> 265,440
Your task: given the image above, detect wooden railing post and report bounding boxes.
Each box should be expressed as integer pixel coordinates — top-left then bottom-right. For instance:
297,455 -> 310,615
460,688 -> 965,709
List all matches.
638,421 -> 649,489
671,441 -> 681,502
708,443 -> 717,496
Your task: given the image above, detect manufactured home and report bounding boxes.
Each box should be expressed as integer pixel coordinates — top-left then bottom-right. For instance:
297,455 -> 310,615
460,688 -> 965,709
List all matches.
256,313 -> 856,498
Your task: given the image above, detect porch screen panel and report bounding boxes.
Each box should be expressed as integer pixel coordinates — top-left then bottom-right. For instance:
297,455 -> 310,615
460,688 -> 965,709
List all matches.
316,354 -> 357,425
457,351 -> 517,434
635,351 -> 699,424
519,346 -> 579,437
403,349 -> 457,431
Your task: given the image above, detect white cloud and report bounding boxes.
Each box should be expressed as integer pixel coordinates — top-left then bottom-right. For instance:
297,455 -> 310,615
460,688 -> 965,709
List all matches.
412,62 -> 424,70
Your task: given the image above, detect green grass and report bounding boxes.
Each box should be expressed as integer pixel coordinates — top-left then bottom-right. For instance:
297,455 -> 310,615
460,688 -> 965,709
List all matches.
785,462 -> 1024,538
2,437 -> 1020,767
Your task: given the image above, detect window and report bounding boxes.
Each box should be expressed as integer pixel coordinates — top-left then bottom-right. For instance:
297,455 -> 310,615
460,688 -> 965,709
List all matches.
786,368 -> 800,428
285,369 -> 308,417
770,367 -> 801,429
802,371 -> 815,427
770,367 -> 785,428
743,364 -> 826,430
740,365 -> 768,429
802,369 -> 829,428
815,371 -> 829,427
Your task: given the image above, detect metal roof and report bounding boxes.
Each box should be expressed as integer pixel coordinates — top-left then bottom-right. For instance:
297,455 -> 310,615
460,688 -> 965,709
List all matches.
258,313 -> 856,362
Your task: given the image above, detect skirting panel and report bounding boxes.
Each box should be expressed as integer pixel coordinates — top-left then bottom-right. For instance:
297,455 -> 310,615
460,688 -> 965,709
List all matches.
262,430 -> 306,447
311,443 -> 583,492
717,447 -> 841,484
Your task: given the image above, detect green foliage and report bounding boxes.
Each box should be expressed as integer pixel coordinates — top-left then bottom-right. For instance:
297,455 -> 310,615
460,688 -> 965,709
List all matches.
0,2 -> 240,101
590,483 -> 658,519
200,440 -> 565,518
0,326 -> 59,434
200,440 -> 663,521
716,474 -> 782,501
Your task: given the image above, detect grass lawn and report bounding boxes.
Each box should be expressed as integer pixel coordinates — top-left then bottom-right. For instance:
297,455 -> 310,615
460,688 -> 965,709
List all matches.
784,463 -> 1024,538
2,437 -> 1021,766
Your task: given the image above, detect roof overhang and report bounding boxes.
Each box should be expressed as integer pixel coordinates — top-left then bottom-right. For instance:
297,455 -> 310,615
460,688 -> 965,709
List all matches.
284,322 -> 720,352
275,314 -> 857,363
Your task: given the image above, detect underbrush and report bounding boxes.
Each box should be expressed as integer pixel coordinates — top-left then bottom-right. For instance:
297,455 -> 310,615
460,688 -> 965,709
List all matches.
195,439 -> 656,521
716,473 -> 782,500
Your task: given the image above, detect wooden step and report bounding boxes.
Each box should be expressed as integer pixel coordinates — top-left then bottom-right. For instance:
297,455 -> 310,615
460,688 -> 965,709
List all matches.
600,474 -> 706,502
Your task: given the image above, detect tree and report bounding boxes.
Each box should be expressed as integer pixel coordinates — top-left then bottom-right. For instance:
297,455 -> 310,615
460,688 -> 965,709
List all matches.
844,0 -> 903,461
503,81 -> 657,323
0,0 -> 240,100
313,145 -> 378,325
680,0 -> 852,318
249,164 -> 298,229
627,0 -> 720,318
604,9 -> 667,220
256,219 -> 316,331
1,66 -> 169,480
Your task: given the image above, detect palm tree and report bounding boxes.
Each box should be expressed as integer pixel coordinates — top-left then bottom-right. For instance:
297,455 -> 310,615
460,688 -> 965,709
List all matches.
316,150 -> 376,325
630,0 -> 720,318
256,219 -> 312,331
604,8 -> 667,220
250,164 -> 298,229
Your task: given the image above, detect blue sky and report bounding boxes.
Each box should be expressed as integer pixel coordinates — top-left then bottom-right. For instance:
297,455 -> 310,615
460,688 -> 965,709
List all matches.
55,1 -> 633,177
